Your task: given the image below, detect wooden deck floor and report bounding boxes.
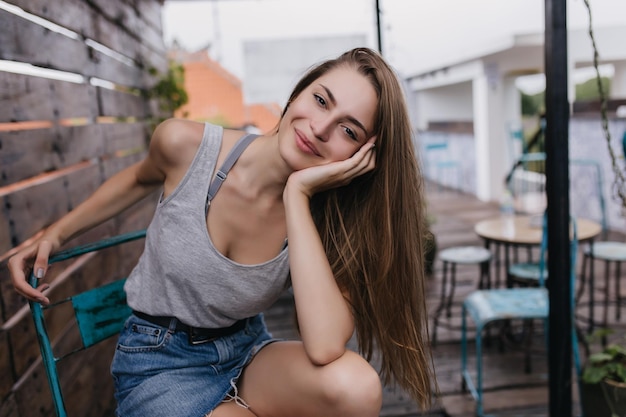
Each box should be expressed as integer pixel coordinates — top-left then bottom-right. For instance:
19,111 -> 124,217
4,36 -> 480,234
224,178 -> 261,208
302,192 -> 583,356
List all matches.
262,185 -> 626,417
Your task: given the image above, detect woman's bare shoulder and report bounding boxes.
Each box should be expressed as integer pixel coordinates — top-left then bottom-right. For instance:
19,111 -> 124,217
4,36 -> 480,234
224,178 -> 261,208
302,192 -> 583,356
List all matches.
221,127 -> 249,146
215,128 -> 255,163
150,118 -> 206,168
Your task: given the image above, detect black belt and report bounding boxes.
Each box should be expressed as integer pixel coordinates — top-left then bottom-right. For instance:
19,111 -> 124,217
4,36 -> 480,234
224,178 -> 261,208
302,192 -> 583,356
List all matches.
132,310 -> 247,345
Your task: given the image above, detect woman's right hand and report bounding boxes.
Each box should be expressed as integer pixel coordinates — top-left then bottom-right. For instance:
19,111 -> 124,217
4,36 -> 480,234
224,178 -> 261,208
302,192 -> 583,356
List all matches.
285,139 -> 376,199
7,234 -> 60,306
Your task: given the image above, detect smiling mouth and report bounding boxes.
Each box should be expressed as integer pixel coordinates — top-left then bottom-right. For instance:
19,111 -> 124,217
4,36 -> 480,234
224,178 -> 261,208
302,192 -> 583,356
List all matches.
296,131 -> 321,156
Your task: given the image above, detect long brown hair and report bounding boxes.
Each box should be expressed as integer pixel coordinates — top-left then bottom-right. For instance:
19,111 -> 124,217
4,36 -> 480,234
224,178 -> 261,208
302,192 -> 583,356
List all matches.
282,48 -> 436,409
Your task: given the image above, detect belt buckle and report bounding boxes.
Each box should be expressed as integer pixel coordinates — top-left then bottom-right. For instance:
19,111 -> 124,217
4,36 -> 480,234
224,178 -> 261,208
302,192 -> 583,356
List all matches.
187,327 -> 215,345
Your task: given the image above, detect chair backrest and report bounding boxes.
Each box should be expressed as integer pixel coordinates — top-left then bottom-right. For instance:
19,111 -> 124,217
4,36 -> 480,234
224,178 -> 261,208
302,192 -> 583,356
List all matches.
28,229 -> 146,417
536,214 -> 583,398
505,152 -> 547,215
536,213 -> 578,288
424,141 -> 449,153
506,123 -> 525,161
565,218 -> 585,409
569,158 -> 608,239
423,140 -> 451,171
538,215 -> 584,413
422,138 -> 461,189
505,154 -> 607,235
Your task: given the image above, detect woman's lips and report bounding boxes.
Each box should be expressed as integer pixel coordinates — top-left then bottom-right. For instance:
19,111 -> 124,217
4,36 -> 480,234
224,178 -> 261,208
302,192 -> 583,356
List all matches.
295,131 -> 321,156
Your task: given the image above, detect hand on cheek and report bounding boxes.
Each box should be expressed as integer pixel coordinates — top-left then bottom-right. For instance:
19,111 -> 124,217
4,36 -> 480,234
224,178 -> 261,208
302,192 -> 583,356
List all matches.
287,139 -> 376,198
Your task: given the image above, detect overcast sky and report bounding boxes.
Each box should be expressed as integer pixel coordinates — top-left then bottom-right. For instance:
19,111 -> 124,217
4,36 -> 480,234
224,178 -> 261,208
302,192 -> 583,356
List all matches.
162,0 -> 625,80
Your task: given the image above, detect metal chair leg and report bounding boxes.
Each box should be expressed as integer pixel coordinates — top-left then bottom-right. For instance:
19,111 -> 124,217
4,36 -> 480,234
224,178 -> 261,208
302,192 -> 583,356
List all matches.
476,325 -> 484,417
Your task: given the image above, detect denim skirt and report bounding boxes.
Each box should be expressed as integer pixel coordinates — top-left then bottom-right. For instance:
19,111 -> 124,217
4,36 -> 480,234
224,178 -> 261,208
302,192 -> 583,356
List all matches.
111,313 -> 274,417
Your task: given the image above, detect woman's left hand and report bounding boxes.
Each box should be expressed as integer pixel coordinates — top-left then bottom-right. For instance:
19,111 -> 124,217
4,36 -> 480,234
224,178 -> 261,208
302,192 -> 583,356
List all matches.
286,139 -> 377,198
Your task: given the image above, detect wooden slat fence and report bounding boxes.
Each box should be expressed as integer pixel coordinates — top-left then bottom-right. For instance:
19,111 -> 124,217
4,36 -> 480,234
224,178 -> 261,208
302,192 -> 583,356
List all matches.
0,1 -> 169,415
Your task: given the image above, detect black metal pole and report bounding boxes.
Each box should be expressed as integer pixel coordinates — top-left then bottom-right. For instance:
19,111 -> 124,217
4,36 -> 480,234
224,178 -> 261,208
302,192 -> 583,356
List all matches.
375,0 -> 382,55
544,0 -> 572,416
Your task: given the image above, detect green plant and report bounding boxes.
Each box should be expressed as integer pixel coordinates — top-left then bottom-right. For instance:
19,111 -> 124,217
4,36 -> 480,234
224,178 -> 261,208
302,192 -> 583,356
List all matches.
146,61 -> 189,118
576,76 -> 611,101
582,329 -> 626,385
521,90 -> 544,116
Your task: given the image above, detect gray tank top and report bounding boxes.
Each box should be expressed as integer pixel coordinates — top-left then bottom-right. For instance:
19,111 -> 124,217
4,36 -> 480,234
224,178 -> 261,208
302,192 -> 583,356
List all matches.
125,123 -> 290,328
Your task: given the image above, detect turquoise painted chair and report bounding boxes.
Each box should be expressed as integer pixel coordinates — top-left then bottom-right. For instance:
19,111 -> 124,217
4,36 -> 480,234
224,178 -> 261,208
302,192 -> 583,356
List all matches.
509,158 -> 607,295
507,155 -> 623,338
580,241 -> 626,337
431,245 -> 492,345
423,140 -> 462,192
461,215 -> 580,417
28,229 -> 146,417
504,152 -> 547,216
575,147 -> 626,335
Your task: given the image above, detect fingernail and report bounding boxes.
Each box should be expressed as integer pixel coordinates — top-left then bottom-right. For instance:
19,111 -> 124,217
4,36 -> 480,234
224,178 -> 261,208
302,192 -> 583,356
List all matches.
36,268 -> 44,279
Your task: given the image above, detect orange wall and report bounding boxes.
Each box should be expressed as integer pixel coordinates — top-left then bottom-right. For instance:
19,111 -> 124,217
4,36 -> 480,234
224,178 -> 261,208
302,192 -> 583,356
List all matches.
248,103 -> 282,133
174,51 -> 280,132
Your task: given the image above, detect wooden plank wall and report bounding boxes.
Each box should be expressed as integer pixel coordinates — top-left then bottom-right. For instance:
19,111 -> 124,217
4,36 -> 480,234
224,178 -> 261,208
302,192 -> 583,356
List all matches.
0,1 -> 169,415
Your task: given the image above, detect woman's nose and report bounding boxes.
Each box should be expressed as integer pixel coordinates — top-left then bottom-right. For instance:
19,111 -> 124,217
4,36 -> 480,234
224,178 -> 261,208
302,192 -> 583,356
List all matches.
310,118 -> 331,142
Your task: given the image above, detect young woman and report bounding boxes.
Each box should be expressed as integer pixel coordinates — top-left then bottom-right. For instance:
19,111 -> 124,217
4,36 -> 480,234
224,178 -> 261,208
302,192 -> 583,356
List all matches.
9,47 -> 435,417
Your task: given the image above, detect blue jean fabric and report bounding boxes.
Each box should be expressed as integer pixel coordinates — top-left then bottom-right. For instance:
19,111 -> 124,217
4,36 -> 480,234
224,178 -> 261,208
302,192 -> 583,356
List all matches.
111,313 -> 274,417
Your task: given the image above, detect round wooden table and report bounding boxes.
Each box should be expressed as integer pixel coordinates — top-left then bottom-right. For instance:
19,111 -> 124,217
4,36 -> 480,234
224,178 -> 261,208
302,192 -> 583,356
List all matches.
474,215 -> 602,246
474,215 -> 602,328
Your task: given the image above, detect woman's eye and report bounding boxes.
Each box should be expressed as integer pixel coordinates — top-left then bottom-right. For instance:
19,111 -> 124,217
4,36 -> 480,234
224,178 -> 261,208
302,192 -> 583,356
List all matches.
344,126 -> 357,141
314,94 -> 326,107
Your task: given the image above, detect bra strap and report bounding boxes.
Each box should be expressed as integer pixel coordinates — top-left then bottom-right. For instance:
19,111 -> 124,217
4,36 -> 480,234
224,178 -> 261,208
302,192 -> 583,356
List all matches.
205,133 -> 260,215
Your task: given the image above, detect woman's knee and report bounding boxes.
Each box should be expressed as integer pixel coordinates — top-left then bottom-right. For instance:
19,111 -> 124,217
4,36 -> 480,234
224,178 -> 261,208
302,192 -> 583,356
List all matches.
318,352 -> 383,415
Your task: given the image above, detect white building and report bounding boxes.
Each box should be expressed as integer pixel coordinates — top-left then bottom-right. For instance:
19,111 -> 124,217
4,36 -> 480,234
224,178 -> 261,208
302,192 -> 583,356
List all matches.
406,25 -> 626,231
242,35 -> 367,106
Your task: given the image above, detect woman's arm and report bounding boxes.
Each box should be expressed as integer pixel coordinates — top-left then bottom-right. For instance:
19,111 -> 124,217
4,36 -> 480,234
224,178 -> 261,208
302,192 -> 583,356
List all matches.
283,141 -> 376,365
45,119 -> 199,245
8,118 -> 197,304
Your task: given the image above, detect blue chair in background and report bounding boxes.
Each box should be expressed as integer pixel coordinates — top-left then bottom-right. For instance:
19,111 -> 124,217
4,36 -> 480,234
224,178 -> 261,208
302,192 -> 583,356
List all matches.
461,215 -> 580,417
508,157 -> 606,279
506,123 -> 526,163
581,241 -> 626,336
573,153 -> 626,337
29,229 -> 146,417
423,140 -> 462,192
505,152 -> 547,216
431,245 -> 492,345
